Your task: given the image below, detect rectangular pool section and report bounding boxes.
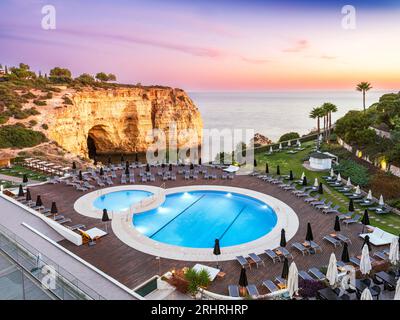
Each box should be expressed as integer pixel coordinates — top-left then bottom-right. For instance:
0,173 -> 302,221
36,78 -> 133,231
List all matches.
133,191 -> 277,248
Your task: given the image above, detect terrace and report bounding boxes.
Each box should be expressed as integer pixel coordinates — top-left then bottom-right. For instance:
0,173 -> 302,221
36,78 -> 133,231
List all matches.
10,148 -> 397,299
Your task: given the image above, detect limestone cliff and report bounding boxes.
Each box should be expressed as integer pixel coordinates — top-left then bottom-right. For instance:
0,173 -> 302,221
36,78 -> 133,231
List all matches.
43,87 -> 203,158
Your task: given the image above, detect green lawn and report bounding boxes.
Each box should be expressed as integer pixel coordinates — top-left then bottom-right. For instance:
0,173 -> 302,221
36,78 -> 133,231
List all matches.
253,141 -> 400,235
0,165 -> 48,182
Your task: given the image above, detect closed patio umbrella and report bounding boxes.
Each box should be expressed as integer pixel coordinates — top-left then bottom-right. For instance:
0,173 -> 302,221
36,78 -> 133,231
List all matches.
265,163 -> 269,174
50,202 -> 58,214
395,279 -> 400,300
362,235 -> 372,252
277,165 -> 280,175
281,257 -> 289,280
330,168 -> 334,177
287,140 -> 291,147
326,253 -> 338,287
25,188 -> 31,202
379,195 -> 384,206
135,153 -> 139,162
18,184 -> 24,197
361,288 -> 373,300
289,170 -> 293,180
125,161 -> 130,169
346,177 -> 352,187
78,170 -> 83,181
302,176 -> 307,186
314,178 -> 319,188
35,195 -> 42,207
337,173 -> 342,182
300,172 -> 305,180
280,228 -> 287,247
22,174 -> 28,184
279,143 -> 282,150
361,209 -> 370,233
99,167 -> 104,176
367,190 -> 373,200
169,164 -> 173,171
213,239 -> 221,269
108,157 -> 112,165
305,222 -> 314,242
348,199 -> 354,212
389,237 -> 399,265
199,158 -> 202,166
269,146 -> 273,153
93,157 -> 97,166
120,155 -> 125,163
239,267 -> 248,296
334,216 -> 341,232
355,185 -> 361,195
341,242 -> 350,263
287,262 -> 299,298
146,163 -> 150,172
360,243 -> 372,275
72,161 -> 77,171
253,158 -> 257,167
297,139 -> 300,146
102,208 -> 110,232
318,182 -> 323,194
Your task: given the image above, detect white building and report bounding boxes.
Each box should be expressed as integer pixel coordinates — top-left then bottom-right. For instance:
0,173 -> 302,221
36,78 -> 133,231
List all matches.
309,152 -> 334,170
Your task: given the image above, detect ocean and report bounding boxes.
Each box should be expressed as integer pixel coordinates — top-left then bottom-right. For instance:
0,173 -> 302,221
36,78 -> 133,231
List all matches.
189,90 -> 394,142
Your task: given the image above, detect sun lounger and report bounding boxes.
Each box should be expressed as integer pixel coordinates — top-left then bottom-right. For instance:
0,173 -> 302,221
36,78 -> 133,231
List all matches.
265,249 -> 281,263
304,195 -> 320,203
299,271 -> 314,281
236,256 -> 249,268
373,251 -> 388,261
228,285 -> 240,298
308,241 -> 322,253
277,247 -> 293,259
291,242 -> 309,255
308,267 -> 326,281
342,214 -> 361,226
338,212 -> 353,220
310,199 -> 326,207
275,276 -> 286,286
316,201 -> 332,210
323,235 -> 342,247
336,234 -> 352,244
350,257 -> 360,267
57,218 -> 72,224
248,253 -> 265,268
322,205 -> 340,214
68,224 -> 86,231
246,284 -> 259,298
53,215 -> 65,221
262,280 -> 279,293
359,227 -> 397,246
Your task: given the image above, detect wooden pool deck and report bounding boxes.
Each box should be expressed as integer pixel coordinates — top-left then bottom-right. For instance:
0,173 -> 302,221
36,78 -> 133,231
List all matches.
27,167 -> 386,297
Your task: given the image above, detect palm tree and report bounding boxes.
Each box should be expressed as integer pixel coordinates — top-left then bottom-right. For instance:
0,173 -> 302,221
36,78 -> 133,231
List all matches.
356,82 -> 372,112
309,107 -> 322,134
322,102 -> 338,134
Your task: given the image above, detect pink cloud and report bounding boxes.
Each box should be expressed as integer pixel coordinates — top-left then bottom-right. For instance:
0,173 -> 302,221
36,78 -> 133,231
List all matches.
282,39 -> 309,52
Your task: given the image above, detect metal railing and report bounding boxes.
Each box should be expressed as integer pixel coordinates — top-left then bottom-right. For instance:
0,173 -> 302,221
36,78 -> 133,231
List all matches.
0,223 -> 106,300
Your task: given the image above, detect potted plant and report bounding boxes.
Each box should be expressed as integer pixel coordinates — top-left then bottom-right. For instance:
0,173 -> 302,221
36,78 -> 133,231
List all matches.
184,268 -> 211,299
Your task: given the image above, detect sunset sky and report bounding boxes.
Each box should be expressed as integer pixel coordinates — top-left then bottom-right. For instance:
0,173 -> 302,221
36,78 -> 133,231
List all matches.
1,0 -> 400,90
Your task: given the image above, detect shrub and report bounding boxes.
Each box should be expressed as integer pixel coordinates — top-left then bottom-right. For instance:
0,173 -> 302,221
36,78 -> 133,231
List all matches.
28,119 -> 37,127
279,132 -> 300,142
334,159 -> 370,186
21,92 -> 36,99
0,125 -> 47,148
298,279 -> 326,298
62,96 -> 73,105
370,173 -> 400,200
0,115 -> 9,124
41,123 -> 48,130
33,99 -> 47,106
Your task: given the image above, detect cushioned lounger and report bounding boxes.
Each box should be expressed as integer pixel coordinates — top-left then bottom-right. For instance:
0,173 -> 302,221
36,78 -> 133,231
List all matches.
228,285 -> 239,297
308,267 -> 326,281
262,280 -> 279,293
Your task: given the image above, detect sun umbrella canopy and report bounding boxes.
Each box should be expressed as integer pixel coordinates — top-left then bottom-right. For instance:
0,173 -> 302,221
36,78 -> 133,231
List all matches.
360,244 -> 372,275
213,239 -> 221,256
326,253 -> 338,287
287,140 -> 291,147
99,167 -> 104,176
302,176 -> 307,186
287,262 -> 299,298
305,222 -> 314,241
102,209 -> 110,222
50,202 -> 58,214
349,199 -> 354,212
169,164 -> 173,171
239,267 -> 248,287
280,229 -> 287,247
78,170 -> 83,180
265,163 -> 269,174
125,166 -> 130,175
276,165 -> 280,175
361,288 -> 373,300
330,168 -> 334,177
346,177 -> 352,187
269,146 -> 273,153
108,157 -> 112,165
318,182 -> 324,194
389,237 -> 399,264
341,242 -> 350,263
135,153 -> 139,162
367,190 -> 373,200
297,139 -> 300,146
289,170 -> 294,180
281,257 -> 289,279
25,188 -> 31,202
355,185 -> 361,195
379,195 -> 384,206
314,178 -> 319,187
18,185 -> 24,197
22,174 -> 28,184
362,235 -> 372,251
337,173 -> 342,182
395,279 -> 400,300
300,172 -> 305,180
334,216 -> 341,232
35,195 -> 42,207
361,210 -> 370,226
72,161 -> 77,170
279,143 -> 282,150
146,164 -> 150,172
199,158 -> 202,165
120,155 -> 124,162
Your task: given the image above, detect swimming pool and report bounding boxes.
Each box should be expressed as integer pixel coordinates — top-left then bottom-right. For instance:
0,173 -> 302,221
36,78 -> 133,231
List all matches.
133,190 -> 278,248
93,190 -> 153,212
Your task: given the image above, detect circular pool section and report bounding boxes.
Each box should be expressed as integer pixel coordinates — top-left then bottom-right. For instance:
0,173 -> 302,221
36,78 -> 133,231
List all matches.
93,190 -> 153,212
133,190 -> 278,248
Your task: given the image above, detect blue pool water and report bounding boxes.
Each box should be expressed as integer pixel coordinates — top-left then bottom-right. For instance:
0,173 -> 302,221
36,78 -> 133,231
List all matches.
133,191 -> 278,248
93,190 -> 153,211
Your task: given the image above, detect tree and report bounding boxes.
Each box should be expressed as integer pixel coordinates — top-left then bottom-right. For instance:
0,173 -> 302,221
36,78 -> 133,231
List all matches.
279,132 -> 300,142
322,102 -> 338,132
356,82 -> 372,113
75,73 -> 95,85
95,72 -> 109,82
309,107 -> 324,134
9,63 -> 36,80
49,67 -> 72,83
107,73 -> 116,82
